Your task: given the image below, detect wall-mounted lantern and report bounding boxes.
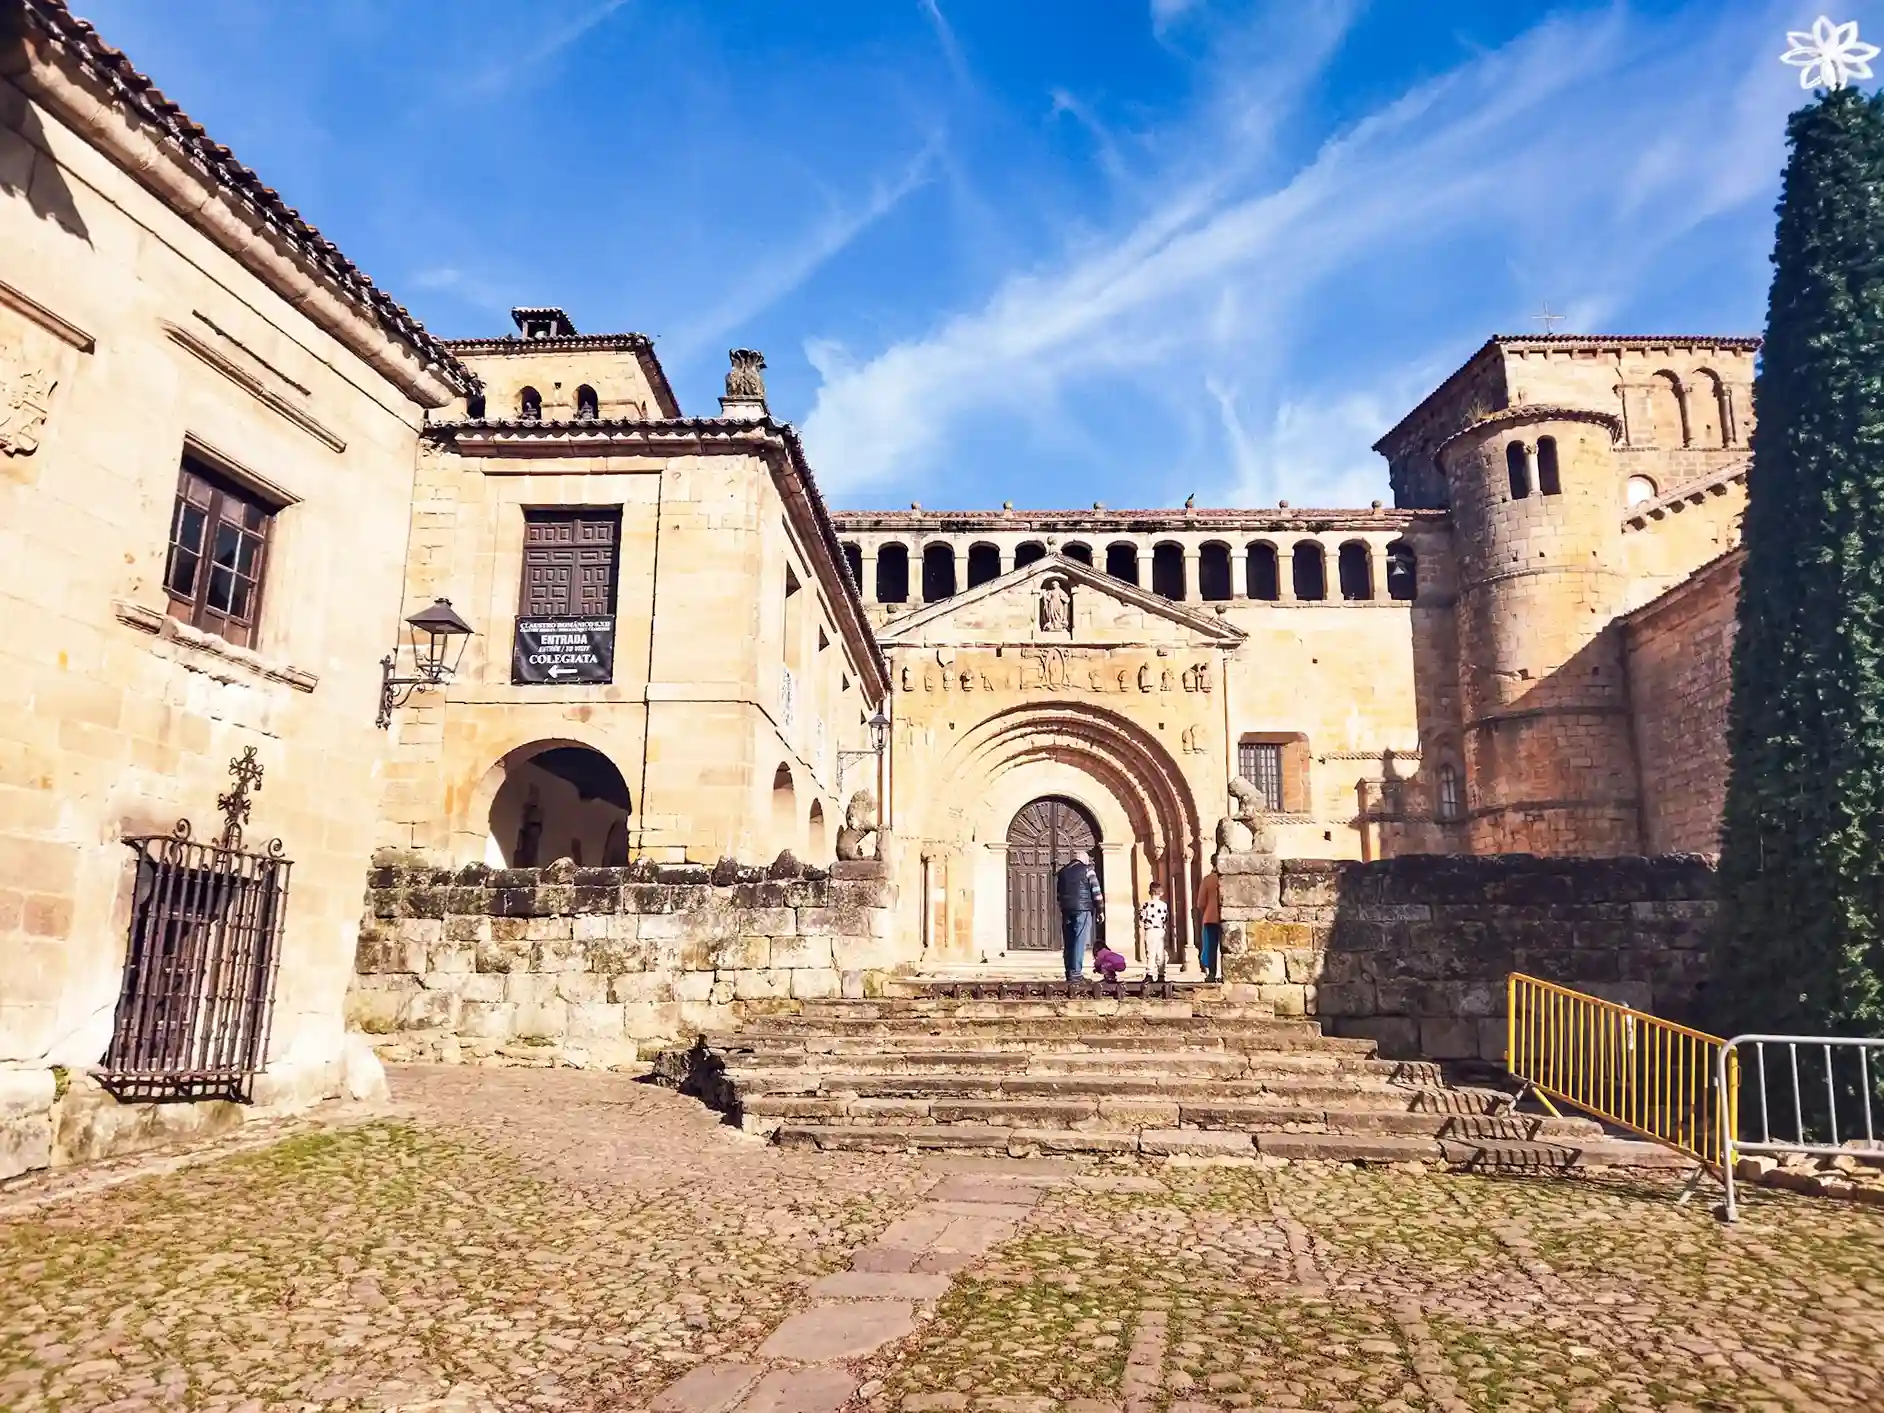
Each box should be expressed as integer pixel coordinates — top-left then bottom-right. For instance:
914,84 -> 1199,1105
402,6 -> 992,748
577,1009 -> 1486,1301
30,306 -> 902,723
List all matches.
837,707 -> 891,789
377,598 -> 475,728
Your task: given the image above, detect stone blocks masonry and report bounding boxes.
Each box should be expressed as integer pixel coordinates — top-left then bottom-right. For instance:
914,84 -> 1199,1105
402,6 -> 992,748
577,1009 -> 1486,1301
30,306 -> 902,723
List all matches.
1217,851 -> 1717,1061
349,855 -> 902,1065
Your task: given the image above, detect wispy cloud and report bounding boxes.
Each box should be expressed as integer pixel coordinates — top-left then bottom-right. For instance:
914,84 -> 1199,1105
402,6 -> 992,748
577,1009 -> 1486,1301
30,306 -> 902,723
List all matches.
800,1 -> 1796,502
665,142 -> 940,363
1151,0 -> 1203,38
463,0 -> 632,97
919,0 -> 972,88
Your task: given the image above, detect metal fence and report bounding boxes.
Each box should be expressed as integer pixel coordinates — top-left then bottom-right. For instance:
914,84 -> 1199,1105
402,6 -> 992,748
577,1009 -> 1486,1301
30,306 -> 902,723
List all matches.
1718,1034 -> 1884,1222
1506,972 -> 1735,1171
99,821 -> 291,1102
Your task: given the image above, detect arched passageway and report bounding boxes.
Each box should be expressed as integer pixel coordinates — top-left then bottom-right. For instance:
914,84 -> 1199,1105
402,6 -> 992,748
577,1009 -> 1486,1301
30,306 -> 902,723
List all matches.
909,701 -> 1202,970
483,742 -> 633,867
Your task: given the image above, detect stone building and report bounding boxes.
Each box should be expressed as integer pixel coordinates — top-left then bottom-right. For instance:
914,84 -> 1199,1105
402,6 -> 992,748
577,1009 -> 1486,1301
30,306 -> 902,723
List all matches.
0,0 -> 473,1176
376,320 -> 886,872
0,0 -> 1762,1172
835,336 -> 1755,967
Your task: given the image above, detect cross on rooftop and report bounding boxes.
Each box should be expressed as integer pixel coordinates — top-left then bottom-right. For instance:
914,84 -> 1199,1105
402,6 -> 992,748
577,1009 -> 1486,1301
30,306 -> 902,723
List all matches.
1532,302 -> 1567,333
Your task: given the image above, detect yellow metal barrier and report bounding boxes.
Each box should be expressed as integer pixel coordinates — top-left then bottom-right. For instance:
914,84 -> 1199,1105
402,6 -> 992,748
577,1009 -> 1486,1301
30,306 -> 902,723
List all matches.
1505,973 -> 1738,1170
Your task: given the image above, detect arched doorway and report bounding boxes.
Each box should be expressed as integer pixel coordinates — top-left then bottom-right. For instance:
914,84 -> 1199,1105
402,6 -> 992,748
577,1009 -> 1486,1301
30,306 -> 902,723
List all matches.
484,744 -> 633,867
1005,797 -> 1100,951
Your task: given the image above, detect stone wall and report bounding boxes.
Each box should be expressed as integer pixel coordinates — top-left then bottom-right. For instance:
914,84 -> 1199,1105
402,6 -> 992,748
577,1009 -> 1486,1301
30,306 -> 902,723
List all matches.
1624,550 -> 1741,856
348,856 -> 901,1066
1219,851 -> 1716,1061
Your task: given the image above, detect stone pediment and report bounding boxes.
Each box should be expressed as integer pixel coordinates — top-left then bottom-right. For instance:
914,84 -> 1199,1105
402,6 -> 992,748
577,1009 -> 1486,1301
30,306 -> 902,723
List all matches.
877,555 -> 1245,649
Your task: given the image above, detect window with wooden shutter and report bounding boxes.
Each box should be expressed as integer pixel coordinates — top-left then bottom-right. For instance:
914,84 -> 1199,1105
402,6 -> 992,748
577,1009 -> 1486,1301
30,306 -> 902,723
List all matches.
162,455 -> 276,649
520,509 -> 620,617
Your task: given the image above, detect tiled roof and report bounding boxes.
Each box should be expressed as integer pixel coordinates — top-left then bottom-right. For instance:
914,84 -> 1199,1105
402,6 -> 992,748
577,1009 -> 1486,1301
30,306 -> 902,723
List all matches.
18,0 -> 474,392
829,507 -> 1441,529
440,332 -> 682,417
1490,334 -> 1762,349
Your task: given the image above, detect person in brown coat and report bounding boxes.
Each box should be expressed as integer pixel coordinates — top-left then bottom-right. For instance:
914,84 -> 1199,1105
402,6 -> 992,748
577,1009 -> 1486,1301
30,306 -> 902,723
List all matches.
1196,869 -> 1222,981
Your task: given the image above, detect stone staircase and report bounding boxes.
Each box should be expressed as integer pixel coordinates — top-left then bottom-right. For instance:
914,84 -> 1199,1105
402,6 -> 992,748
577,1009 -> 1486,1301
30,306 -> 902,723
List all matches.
661,984 -> 1687,1171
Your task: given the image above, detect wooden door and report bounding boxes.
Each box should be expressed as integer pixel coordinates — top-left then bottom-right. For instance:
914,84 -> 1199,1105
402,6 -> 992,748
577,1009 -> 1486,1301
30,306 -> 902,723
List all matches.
1005,797 -> 1100,951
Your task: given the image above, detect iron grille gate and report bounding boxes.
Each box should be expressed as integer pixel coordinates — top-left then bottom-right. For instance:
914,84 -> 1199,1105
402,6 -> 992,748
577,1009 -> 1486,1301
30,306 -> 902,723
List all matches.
100,748 -> 290,1102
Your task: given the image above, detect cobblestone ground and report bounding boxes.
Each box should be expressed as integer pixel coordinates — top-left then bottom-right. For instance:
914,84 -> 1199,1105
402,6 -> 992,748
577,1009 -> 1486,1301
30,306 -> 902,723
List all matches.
0,1066 -> 935,1413
3,1068 -> 1883,1413
866,1165 -> 1884,1412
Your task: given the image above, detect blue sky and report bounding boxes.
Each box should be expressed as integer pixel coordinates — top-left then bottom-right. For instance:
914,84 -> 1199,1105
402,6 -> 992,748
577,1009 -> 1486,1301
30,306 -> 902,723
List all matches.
74,0 -> 1868,509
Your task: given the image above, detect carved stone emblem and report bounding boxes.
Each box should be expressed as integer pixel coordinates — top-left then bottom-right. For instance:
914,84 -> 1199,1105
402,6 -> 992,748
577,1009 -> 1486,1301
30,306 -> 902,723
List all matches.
0,354 -> 56,456
1039,577 -> 1071,633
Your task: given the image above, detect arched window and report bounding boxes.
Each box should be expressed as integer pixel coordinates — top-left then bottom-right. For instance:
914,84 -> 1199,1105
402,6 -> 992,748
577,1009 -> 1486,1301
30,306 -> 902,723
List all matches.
519,386 -> 543,421
1506,441 -> 1530,499
1337,541 -> 1373,601
1105,541 -> 1140,585
1198,542 -> 1232,601
1151,542 -> 1185,600
841,541 -> 863,588
1292,541 -> 1326,601
1626,474 -> 1659,506
1690,368 -> 1727,447
575,385 -> 599,420
1647,370 -> 1687,447
466,390 -> 487,419
1062,541 -> 1094,566
807,799 -> 828,860
922,542 -> 958,602
1385,540 -> 1417,602
1014,540 -> 1047,569
966,542 -> 1001,589
771,763 -> 797,856
876,543 -> 909,603
1246,542 -> 1280,601
1436,763 -> 1462,822
1536,436 -> 1562,496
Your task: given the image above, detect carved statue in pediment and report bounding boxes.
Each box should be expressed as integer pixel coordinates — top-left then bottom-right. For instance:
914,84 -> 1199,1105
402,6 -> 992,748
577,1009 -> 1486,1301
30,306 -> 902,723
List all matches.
0,352 -> 56,457
1039,577 -> 1071,633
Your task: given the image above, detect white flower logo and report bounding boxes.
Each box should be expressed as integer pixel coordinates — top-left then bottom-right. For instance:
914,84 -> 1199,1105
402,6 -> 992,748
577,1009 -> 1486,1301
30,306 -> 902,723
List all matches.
1781,16 -> 1880,91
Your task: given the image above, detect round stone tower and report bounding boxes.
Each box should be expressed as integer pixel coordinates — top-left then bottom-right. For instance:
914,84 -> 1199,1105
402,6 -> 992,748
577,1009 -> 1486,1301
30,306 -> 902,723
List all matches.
1439,407 -> 1641,856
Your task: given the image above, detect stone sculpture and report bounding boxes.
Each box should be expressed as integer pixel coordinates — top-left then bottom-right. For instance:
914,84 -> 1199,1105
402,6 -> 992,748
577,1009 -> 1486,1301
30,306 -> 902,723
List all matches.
1039,577 -> 1071,633
725,348 -> 767,400
835,789 -> 880,861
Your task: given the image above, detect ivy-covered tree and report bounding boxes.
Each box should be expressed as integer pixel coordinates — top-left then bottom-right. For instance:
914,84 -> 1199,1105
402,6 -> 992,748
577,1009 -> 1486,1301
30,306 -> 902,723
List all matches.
1713,84 -> 1884,1042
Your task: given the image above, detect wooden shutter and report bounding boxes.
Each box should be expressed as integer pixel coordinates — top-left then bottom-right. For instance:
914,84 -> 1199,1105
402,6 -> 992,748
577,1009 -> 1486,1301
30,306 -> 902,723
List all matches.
521,510 -> 618,617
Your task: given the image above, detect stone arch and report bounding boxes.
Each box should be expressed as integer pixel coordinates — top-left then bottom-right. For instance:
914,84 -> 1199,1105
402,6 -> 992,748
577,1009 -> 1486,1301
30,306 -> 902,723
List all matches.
918,701 -> 1204,964
807,799 -> 828,860
1014,540 -> 1048,569
921,542 -> 958,602
1647,370 -> 1687,447
1337,540 -> 1373,601
966,542 -> 1002,588
876,543 -> 910,603
1292,540 -> 1327,600
1198,542 -> 1233,601
770,763 -> 798,856
1105,540 -> 1141,585
1689,367 -> 1727,448
1246,540 -> 1280,600
519,385 -> 542,421
1151,541 -> 1185,600
469,737 -> 634,868
574,384 -> 599,420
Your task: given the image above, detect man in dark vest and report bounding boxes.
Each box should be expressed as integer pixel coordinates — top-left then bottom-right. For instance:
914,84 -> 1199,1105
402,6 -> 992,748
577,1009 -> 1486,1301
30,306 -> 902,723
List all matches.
1055,848 -> 1104,982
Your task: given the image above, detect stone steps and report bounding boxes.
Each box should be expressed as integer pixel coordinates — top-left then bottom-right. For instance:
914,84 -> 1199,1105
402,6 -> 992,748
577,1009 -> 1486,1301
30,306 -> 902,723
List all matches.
770,1125 -> 1694,1169
661,997 -> 1695,1175
722,1070 -> 1492,1107
738,1093 -> 1598,1141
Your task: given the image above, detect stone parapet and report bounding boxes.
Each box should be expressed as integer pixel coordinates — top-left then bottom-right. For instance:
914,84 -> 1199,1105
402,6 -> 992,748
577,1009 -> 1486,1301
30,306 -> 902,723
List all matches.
1217,851 -> 1716,1061
348,857 -> 903,1066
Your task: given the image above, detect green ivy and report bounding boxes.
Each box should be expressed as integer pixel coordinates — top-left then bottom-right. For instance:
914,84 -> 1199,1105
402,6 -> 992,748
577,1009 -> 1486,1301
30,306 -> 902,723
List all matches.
1715,87 -> 1884,1046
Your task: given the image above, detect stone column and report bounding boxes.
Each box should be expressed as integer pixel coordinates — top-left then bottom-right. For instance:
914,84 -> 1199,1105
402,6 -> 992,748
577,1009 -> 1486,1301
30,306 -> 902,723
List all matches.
999,544 -> 1015,577
1278,546 -> 1298,604
1098,841 -> 1133,961
860,548 -> 879,605
1371,541 -> 1391,603
1183,550 -> 1202,603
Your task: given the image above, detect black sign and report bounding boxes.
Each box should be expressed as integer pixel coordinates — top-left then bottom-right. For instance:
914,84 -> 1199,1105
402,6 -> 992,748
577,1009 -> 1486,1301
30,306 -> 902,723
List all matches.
513,615 -> 616,685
